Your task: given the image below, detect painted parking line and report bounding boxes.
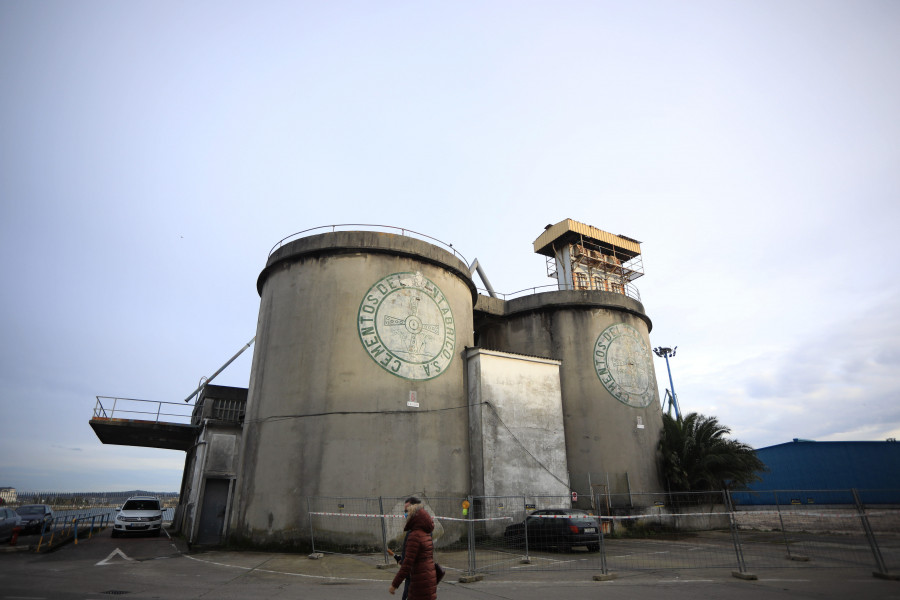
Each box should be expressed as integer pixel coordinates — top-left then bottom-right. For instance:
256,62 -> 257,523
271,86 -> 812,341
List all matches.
96,548 -> 135,565
182,554 -> 387,583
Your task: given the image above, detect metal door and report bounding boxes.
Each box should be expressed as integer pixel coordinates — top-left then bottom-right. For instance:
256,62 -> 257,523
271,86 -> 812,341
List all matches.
196,479 -> 229,545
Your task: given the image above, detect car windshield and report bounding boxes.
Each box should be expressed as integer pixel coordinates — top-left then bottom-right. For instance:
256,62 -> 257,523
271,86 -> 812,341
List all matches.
16,506 -> 45,515
122,500 -> 160,511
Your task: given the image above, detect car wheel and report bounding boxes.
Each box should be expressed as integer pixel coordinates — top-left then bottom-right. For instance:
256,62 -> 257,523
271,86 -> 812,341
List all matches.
153,529 -> 161,537
111,529 -> 119,538
587,543 -> 600,552
557,541 -> 571,553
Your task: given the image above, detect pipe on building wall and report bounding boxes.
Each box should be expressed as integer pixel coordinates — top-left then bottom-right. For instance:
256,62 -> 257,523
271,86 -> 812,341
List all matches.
469,259 -> 497,298
183,337 -> 256,403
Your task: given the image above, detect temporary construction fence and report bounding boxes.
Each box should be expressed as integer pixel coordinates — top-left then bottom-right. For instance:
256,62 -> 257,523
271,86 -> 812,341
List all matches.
307,490 -> 899,580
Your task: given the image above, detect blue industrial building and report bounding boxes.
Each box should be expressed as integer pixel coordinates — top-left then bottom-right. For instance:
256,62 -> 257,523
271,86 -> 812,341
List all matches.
732,439 -> 900,505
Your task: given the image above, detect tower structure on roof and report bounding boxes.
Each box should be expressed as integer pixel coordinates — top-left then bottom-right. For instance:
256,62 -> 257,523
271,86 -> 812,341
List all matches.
534,219 -> 644,299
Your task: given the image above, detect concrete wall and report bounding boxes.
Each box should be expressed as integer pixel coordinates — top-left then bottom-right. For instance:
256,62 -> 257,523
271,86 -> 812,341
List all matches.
466,348 -> 569,501
176,385 -> 246,542
474,290 -> 665,501
178,423 -> 242,545
229,231 -> 476,547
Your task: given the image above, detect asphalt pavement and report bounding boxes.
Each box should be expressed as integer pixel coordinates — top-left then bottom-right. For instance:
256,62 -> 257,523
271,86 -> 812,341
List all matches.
1,528 -> 899,600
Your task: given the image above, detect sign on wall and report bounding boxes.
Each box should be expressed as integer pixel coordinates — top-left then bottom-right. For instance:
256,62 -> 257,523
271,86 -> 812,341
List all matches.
357,271 -> 456,380
593,323 -> 655,408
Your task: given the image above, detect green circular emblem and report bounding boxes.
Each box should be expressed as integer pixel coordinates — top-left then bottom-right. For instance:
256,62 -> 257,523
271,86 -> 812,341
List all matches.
357,272 -> 456,380
593,323 -> 655,408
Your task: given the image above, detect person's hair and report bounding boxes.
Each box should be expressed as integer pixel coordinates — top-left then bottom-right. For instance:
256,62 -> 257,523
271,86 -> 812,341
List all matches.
405,496 -> 421,505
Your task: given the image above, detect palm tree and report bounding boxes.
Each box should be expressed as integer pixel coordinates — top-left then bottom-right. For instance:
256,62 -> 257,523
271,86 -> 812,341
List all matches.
658,412 -> 765,493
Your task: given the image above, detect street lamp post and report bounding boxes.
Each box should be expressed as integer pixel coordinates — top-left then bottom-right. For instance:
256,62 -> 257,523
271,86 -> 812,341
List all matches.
653,346 -> 681,419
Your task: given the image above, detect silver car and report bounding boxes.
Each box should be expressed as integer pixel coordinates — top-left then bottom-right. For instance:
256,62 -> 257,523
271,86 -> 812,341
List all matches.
0,507 -> 22,542
112,496 -> 163,537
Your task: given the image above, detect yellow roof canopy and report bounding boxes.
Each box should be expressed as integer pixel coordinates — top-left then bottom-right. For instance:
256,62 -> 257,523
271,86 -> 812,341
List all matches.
533,218 -> 642,259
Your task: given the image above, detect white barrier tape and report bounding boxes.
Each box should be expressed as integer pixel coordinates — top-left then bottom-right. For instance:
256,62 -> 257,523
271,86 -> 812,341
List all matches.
733,510 -> 862,519
528,514 -> 597,519
311,510 -> 880,522
310,512 -> 406,518
607,510 -> 866,520
602,513 -> 725,521
309,512 -> 512,523
436,516 -> 513,523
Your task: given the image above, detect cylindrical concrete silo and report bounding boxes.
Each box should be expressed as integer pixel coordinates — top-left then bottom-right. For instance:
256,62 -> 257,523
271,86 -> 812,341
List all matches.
229,229 -> 475,548
474,220 -> 664,500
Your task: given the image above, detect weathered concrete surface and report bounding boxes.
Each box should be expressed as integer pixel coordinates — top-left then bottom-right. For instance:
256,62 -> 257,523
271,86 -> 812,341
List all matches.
474,290 -> 665,498
260,230 -> 477,302
475,289 -> 652,331
178,423 -> 242,545
231,231 -> 475,547
467,348 -> 569,504
88,418 -> 196,451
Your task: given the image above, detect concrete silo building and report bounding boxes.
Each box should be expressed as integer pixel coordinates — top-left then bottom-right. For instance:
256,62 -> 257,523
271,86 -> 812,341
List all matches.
473,220 -> 664,497
90,219 -> 665,548
228,231 -> 477,547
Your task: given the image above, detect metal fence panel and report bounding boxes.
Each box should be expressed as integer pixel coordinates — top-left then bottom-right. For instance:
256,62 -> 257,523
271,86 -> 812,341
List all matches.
732,489 -> 898,573
7,489 -> 895,578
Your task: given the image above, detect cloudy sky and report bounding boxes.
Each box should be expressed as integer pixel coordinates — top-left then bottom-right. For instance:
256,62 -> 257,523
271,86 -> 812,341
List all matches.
2,1 -> 898,492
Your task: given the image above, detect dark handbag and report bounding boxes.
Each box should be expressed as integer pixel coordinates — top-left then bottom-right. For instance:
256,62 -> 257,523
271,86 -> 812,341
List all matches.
435,562 -> 446,584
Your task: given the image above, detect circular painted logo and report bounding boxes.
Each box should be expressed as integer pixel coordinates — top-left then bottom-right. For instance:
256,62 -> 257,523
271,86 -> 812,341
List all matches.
357,272 -> 456,380
593,323 -> 655,408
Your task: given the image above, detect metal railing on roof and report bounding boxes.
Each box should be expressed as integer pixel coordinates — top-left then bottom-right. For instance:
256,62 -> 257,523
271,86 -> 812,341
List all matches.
268,224 -> 469,265
476,282 -> 641,302
92,396 -> 195,425
92,395 -> 247,428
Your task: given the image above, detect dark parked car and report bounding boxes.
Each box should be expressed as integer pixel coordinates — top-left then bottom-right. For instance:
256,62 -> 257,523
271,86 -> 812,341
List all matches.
504,508 -> 601,552
15,504 -> 53,533
0,507 -> 22,542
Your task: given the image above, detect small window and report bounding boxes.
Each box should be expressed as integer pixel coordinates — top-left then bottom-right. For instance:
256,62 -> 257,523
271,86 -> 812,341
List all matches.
593,276 -> 605,291
575,273 -> 588,290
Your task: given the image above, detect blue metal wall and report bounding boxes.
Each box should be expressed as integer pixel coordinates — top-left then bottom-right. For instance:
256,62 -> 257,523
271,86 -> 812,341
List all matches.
732,440 -> 900,505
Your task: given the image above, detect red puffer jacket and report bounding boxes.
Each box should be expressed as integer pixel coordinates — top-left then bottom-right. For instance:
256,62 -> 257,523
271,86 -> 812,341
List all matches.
391,504 -> 437,600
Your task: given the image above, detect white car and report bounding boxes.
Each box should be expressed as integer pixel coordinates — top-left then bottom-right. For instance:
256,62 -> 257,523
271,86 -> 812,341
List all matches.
112,496 -> 163,537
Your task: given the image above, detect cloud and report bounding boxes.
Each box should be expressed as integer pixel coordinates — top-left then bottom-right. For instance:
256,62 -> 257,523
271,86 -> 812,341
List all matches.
675,288 -> 900,448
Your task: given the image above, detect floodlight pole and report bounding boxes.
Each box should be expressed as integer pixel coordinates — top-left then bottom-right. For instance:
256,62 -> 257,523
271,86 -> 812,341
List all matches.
653,346 -> 681,419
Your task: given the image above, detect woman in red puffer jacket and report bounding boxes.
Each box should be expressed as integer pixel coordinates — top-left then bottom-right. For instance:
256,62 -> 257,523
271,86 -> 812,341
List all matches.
389,501 -> 437,600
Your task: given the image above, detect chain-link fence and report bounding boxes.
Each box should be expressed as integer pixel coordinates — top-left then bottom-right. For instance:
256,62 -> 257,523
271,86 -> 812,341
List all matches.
304,489 -> 898,579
